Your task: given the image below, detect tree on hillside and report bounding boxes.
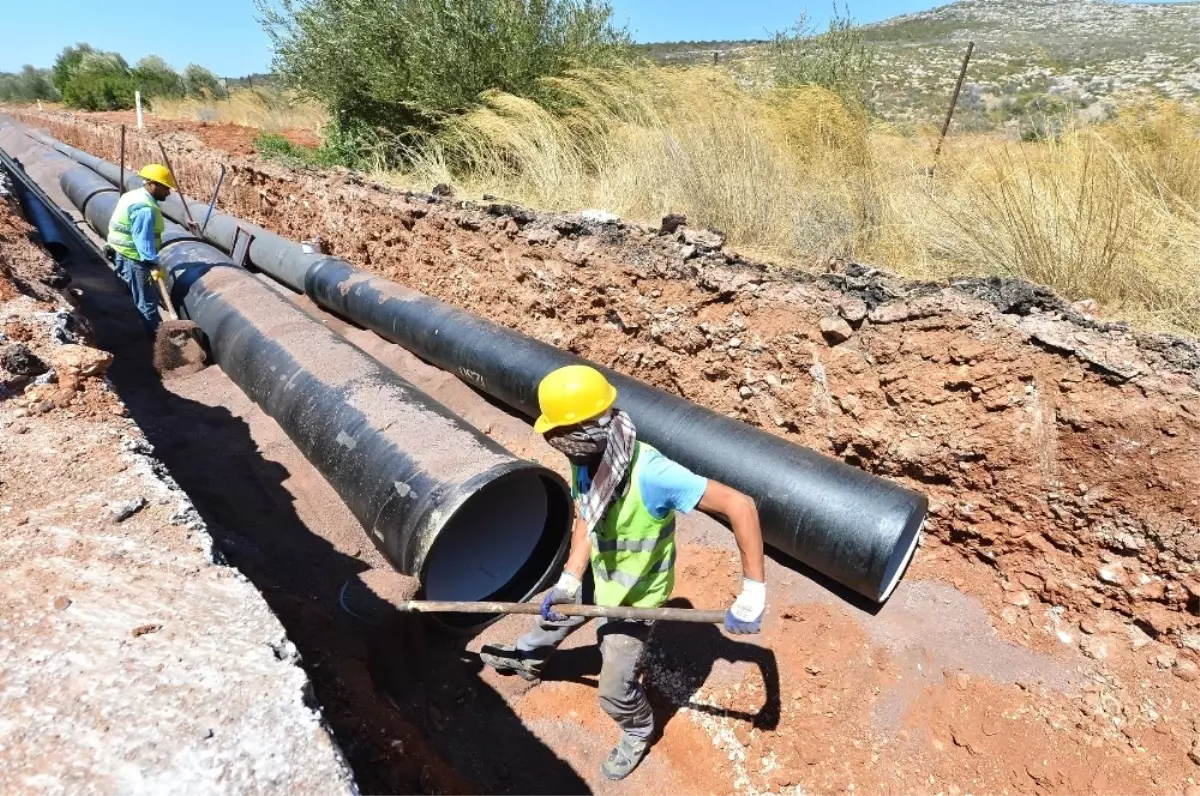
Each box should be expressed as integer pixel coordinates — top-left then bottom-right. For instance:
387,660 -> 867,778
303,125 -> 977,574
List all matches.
134,55 -> 184,99
257,0 -> 630,153
183,64 -> 227,98
50,43 -> 96,94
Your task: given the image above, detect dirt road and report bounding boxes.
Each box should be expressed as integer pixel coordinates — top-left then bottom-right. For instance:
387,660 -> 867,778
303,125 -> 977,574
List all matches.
3,112 -> 1198,794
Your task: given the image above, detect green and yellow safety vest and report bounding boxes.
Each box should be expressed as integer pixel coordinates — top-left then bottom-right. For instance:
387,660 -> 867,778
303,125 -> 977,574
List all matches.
106,188 -> 164,262
573,442 -> 677,608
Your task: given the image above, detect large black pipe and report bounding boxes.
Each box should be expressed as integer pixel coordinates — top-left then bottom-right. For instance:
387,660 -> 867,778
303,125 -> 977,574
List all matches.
58,164 -> 574,608
37,129 -> 926,602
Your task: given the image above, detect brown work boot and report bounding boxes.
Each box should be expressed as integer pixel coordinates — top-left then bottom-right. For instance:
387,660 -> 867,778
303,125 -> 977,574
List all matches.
479,645 -> 543,682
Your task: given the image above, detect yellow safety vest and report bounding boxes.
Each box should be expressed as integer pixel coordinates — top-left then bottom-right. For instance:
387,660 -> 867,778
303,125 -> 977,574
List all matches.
106,188 -> 164,262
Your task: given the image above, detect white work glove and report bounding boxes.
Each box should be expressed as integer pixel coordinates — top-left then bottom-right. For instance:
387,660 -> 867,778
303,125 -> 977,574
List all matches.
540,571 -> 582,622
725,577 -> 766,634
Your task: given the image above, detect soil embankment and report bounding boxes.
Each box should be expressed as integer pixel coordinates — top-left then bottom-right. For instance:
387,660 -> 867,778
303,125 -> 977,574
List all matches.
0,156 -> 355,794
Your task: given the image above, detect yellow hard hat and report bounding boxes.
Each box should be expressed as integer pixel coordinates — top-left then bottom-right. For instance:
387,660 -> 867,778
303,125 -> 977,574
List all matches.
139,163 -> 176,190
534,365 -> 618,434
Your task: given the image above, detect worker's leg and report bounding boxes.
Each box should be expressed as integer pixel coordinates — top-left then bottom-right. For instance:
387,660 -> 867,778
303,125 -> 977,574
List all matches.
597,618 -> 656,780
113,253 -> 132,285
122,257 -> 161,335
480,576 -> 591,681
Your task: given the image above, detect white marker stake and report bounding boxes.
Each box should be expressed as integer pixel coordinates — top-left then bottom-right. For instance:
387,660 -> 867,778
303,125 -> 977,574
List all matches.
135,91 -> 143,130
37,100 -> 43,111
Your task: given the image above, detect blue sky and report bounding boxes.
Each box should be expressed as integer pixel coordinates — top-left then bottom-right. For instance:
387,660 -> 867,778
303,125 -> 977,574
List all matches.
1,0 -> 1194,76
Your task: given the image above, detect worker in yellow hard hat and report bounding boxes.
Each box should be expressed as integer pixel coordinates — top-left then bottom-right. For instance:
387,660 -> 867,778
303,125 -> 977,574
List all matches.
482,364 -> 766,781
105,164 -> 176,335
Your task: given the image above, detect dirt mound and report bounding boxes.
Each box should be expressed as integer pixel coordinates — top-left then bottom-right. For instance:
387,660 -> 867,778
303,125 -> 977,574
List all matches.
152,318 -> 207,376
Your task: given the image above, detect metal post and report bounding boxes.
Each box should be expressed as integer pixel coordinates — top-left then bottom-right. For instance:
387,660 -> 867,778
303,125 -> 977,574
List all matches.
201,164 -> 226,235
157,141 -> 199,234
932,41 -> 975,163
118,124 -> 126,194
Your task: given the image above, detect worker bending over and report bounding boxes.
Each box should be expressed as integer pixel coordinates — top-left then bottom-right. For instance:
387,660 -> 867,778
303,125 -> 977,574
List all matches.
106,165 -> 175,335
481,365 -> 766,781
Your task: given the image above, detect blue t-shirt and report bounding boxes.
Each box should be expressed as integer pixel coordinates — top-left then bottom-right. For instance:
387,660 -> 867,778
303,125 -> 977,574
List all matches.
128,203 -> 160,262
576,447 -> 708,520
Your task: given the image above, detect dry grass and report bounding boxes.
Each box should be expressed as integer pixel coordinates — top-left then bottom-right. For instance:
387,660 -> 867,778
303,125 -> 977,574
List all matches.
150,88 -> 326,133
393,67 -> 1199,334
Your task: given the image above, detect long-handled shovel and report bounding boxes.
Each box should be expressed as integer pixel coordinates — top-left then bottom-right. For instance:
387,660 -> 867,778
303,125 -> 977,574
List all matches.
398,600 -> 726,624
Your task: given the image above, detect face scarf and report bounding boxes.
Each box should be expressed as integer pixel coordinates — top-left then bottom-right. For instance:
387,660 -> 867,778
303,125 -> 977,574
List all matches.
545,409 -> 637,532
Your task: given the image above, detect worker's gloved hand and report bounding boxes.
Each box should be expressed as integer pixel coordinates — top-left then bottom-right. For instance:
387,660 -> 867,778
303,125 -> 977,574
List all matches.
540,571 -> 582,623
150,269 -> 163,282
725,577 -> 766,634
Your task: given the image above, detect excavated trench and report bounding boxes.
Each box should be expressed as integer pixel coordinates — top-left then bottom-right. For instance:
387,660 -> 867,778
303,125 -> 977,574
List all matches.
21,110 -> 1198,647
5,111 -> 1200,794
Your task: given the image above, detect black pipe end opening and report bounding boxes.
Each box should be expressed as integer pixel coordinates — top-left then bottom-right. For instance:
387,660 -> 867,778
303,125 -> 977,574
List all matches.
420,468 -> 573,630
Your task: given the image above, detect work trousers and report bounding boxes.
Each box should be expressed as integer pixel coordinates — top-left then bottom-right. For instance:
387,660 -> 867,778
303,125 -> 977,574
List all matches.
516,603 -> 656,741
114,254 -> 160,335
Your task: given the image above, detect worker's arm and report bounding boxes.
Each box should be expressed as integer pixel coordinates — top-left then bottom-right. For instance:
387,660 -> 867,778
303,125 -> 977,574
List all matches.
128,205 -> 159,263
639,451 -> 767,633
696,481 -> 765,582
541,514 -> 589,621
563,515 -> 591,580
697,480 -> 766,633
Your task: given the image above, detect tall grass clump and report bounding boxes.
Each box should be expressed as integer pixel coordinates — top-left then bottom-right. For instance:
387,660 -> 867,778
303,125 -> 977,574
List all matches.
399,70 -> 1198,333
405,68 -> 874,263
882,102 -> 1199,332
150,87 -> 328,134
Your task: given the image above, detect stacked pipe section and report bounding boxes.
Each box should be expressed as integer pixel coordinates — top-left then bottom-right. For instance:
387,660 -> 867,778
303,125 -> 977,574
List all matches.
59,164 -> 573,608
35,128 -> 927,603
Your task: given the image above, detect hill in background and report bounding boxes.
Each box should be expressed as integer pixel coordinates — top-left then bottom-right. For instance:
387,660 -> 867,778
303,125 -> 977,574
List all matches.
636,0 -> 1200,127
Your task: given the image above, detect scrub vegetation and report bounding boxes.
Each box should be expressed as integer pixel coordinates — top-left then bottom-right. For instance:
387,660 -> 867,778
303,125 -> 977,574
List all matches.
7,0 -> 1197,333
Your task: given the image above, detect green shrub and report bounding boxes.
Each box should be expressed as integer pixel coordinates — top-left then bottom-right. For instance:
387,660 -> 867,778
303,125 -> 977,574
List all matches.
134,55 -> 184,99
183,64 -> 227,99
0,66 -> 59,102
51,44 -> 95,95
257,0 -> 631,164
61,70 -> 136,110
767,4 -> 876,110
253,131 -> 343,168
53,46 -> 137,110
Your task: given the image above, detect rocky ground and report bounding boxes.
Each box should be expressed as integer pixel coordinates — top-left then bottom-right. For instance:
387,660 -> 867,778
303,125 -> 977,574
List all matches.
3,111 -> 1199,795
0,158 -> 355,795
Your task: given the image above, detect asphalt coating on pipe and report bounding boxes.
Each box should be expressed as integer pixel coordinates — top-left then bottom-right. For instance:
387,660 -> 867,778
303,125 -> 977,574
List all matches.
58,164 -> 574,609
40,130 -> 927,603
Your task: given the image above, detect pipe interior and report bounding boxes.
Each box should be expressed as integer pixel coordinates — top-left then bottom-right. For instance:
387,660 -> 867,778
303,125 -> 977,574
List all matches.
423,472 -> 570,605
877,506 -> 926,602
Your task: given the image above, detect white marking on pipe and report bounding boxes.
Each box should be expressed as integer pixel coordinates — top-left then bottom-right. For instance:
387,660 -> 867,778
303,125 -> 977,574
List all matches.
394,481 -> 412,498
335,430 -> 357,450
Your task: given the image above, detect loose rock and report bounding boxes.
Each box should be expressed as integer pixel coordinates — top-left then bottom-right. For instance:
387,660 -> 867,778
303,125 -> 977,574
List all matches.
839,298 -> 868,325
681,227 -> 725,252
819,316 -> 854,345
111,497 -> 147,523
49,344 -> 113,378
660,213 -> 687,235
1,343 -> 47,377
